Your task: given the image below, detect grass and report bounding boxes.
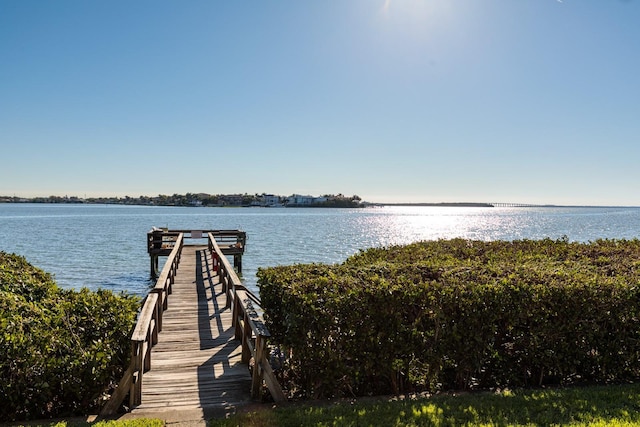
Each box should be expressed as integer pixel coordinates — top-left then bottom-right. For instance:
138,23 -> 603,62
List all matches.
210,383 -> 640,426
9,384 -> 640,427
8,420 -> 163,427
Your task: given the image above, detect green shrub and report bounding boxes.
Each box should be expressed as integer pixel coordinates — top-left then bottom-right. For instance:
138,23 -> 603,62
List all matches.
0,252 -> 139,421
258,238 -> 640,399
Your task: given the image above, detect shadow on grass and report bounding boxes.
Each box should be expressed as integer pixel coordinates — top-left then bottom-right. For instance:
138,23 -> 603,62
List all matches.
9,419 -> 164,427
210,383 -> 640,426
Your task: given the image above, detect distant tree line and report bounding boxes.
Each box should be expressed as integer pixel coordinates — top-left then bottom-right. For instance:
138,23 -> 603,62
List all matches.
0,193 -> 365,208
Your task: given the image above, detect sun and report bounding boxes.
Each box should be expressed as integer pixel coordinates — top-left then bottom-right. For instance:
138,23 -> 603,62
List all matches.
381,0 -> 451,18
378,0 -> 455,36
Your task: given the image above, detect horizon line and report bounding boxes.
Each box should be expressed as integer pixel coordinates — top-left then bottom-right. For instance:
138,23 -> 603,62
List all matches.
1,194 -> 638,209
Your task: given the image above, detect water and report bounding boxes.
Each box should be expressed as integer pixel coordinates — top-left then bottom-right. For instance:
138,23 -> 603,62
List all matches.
1,203 -> 640,296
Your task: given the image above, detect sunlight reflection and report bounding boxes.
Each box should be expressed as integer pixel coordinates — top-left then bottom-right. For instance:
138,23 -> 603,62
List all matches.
356,206 -> 511,247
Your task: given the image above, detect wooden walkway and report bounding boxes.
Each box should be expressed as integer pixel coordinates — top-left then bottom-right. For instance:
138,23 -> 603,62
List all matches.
130,245 -> 252,415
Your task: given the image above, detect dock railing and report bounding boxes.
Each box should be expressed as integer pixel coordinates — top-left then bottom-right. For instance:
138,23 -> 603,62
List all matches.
147,229 -> 246,277
101,233 -> 184,415
102,230 -> 284,416
208,233 -> 286,402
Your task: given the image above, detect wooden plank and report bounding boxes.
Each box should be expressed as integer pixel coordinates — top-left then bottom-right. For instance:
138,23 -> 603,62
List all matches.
260,359 -> 287,403
100,364 -> 135,416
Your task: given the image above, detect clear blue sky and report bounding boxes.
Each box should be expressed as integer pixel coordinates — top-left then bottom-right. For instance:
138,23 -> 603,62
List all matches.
1,0 -> 639,205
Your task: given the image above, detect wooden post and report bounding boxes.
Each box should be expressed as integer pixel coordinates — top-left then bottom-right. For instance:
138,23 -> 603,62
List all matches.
143,340 -> 151,373
234,254 -> 242,273
150,288 -> 164,333
151,307 -> 159,345
150,255 -> 159,279
251,335 -> 265,399
225,272 -> 232,309
168,267 -> 174,295
131,341 -> 143,407
232,293 -> 240,331
242,311 -> 252,363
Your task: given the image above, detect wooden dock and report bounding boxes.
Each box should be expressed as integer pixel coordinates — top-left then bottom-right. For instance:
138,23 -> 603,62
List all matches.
147,229 -> 247,278
129,245 -> 252,414
102,231 -> 285,418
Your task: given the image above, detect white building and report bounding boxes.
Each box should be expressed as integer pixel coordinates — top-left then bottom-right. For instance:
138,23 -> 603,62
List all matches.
286,194 -> 328,206
287,194 -> 315,205
261,194 -> 282,207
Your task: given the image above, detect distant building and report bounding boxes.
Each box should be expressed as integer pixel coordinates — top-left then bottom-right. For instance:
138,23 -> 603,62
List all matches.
261,194 -> 282,207
219,194 -> 244,206
286,194 -> 328,206
287,194 -> 314,206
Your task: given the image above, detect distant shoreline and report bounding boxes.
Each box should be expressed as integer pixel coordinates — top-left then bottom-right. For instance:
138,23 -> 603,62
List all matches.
1,197 -> 637,209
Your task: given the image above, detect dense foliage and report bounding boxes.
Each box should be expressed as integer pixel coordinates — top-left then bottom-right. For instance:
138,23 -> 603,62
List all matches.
257,238 -> 640,399
0,252 -> 139,421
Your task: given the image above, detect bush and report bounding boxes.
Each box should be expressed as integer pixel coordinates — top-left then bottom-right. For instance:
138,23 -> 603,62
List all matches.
257,238 -> 640,399
0,252 -> 139,421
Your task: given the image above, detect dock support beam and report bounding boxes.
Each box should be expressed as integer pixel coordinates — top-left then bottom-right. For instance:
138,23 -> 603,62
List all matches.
150,255 -> 159,279
234,254 -> 242,273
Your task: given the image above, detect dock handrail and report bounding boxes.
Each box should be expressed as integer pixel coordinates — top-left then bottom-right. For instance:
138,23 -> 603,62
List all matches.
208,233 -> 286,402
148,229 -> 246,277
101,233 -> 184,415
102,230 -> 282,416
148,229 -> 246,254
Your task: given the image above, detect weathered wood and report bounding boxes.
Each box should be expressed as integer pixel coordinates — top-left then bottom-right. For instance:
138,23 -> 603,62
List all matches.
208,234 -> 286,403
100,365 -> 135,416
131,342 -> 143,406
131,293 -> 159,343
130,245 -> 253,413
105,231 -> 285,415
148,229 -> 245,277
260,358 -> 287,402
241,312 -> 252,364
251,335 -> 264,398
151,233 -> 183,331
103,234 -> 185,413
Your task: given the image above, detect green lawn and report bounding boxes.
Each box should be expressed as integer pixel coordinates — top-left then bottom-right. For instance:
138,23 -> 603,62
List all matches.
9,420 -> 163,427
13,384 -> 640,427
211,383 -> 640,427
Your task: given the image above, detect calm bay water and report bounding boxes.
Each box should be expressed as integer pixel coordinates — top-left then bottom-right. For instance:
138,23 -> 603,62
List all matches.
1,203 -> 640,296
